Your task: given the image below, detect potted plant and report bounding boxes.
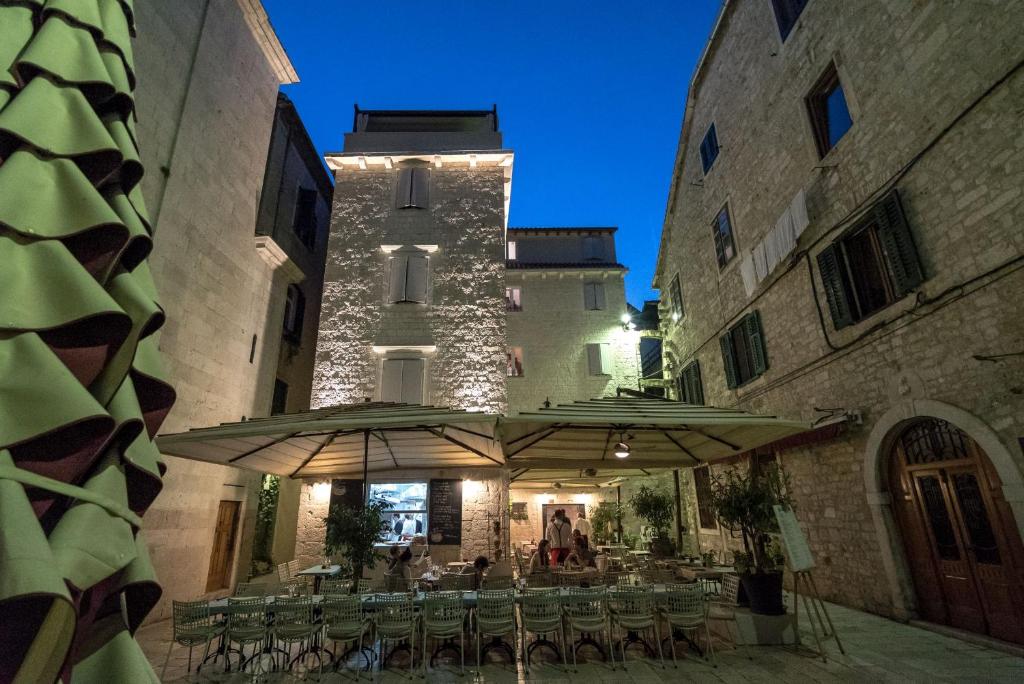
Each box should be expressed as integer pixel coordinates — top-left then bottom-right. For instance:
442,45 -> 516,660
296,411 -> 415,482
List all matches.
628,484 -> 676,558
709,463 -> 793,615
590,501 -> 624,546
324,498 -> 392,592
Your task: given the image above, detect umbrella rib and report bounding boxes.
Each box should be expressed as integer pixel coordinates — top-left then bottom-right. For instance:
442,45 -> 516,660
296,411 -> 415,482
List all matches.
600,427 -> 614,461
228,431 -> 300,464
424,427 -> 502,465
445,424 -> 496,440
658,429 -> 702,465
370,430 -> 400,468
505,424 -> 561,445
289,433 -> 336,478
506,426 -> 564,457
683,425 -> 741,451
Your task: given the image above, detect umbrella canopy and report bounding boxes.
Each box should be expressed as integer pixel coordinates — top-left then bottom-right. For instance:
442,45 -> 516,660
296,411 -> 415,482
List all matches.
501,396 -> 811,480
157,402 -> 502,479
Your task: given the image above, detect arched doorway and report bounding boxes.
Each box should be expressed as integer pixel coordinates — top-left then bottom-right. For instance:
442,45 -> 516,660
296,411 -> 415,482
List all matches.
888,418 -> 1024,645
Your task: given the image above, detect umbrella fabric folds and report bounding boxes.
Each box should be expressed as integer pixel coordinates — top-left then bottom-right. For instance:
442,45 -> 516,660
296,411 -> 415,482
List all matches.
156,402 -> 503,479
0,1 -> 173,681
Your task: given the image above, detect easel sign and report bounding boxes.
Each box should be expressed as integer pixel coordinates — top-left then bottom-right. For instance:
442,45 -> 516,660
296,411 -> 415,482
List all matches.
773,505 -> 815,571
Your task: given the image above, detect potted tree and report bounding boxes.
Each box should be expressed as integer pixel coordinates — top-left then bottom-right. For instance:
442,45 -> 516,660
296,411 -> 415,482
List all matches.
590,501 -> 624,546
708,463 -> 793,615
628,485 -> 677,558
324,498 -> 392,592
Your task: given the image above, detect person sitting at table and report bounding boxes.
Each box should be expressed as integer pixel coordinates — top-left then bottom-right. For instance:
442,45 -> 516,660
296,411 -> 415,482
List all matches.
385,545 -> 413,591
563,550 -> 585,571
471,555 -> 490,590
571,529 -> 596,567
528,539 -> 551,574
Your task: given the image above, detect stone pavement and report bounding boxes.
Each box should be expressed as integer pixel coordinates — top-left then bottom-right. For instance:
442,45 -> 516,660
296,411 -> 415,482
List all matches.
138,594 -> 1024,682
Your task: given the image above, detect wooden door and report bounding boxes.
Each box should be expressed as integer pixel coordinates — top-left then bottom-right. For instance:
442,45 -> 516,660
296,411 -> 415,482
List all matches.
206,500 -> 240,592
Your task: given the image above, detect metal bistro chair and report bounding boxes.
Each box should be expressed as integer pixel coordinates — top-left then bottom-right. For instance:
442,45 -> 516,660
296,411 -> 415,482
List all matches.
171,599 -> 224,674
321,578 -> 352,597
421,591 -> 467,676
482,574 -> 515,590
476,589 -> 516,669
519,588 -> 568,674
706,573 -> 742,650
225,596 -> 269,674
373,593 -> 419,679
273,595 -> 320,674
234,582 -> 267,598
353,578 -> 376,594
322,595 -> 373,678
562,586 -> 615,672
608,585 -> 666,669
385,572 -> 414,593
439,572 -> 475,591
553,571 -> 581,588
524,571 -> 552,589
660,583 -> 715,668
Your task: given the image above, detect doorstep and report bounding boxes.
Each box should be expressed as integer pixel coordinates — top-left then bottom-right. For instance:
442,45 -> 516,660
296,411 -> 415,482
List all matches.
909,620 -> 1024,658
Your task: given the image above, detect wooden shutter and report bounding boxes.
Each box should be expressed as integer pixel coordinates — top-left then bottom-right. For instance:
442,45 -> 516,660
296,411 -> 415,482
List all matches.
682,361 -> 704,405
745,310 -> 768,376
719,333 -> 738,389
400,358 -> 424,404
388,254 -> 408,302
405,254 -> 428,303
582,236 -> 604,261
874,190 -> 923,297
587,343 -> 608,375
583,283 -> 596,310
396,168 -> 413,208
381,359 -> 404,402
593,283 -> 606,310
410,168 -> 429,208
816,244 -> 854,329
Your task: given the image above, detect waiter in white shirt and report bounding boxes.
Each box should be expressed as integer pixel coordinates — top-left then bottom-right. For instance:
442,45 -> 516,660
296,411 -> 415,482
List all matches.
545,510 -> 573,566
400,514 -> 418,537
574,510 -> 593,546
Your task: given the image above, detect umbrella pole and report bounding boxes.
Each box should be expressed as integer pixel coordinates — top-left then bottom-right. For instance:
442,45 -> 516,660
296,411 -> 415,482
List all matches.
362,430 -> 369,499
673,469 -> 684,555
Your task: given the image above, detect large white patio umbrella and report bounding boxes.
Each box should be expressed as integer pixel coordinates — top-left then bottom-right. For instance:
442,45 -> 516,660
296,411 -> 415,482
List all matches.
156,402 -> 502,484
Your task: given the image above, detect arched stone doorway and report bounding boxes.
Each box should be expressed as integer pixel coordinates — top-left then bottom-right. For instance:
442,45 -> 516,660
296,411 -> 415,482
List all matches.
887,418 -> 1024,645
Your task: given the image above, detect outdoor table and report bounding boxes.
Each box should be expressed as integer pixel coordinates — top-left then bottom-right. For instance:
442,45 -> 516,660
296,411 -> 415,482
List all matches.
296,563 -> 342,594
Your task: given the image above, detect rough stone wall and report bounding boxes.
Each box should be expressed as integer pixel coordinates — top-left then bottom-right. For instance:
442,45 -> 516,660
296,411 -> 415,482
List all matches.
658,0 -> 1024,619
507,271 -> 640,413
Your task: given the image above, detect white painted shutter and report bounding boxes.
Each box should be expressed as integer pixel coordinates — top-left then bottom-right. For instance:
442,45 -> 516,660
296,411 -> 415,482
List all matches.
381,359 -> 404,402
600,343 -> 614,375
405,254 -> 428,303
410,168 -> 429,208
400,358 -> 425,404
587,343 -> 610,375
388,254 -> 408,303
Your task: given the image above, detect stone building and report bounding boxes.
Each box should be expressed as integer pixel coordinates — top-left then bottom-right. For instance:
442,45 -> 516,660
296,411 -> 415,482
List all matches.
654,0 -> 1024,644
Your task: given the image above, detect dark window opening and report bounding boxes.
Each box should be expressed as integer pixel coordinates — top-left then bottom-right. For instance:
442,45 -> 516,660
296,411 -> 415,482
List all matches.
699,123 -> 720,174
807,62 -> 853,157
293,187 -> 318,250
271,379 -> 288,415
693,467 -> 716,529
677,360 -> 704,405
770,0 -> 809,41
712,205 -> 737,269
669,274 -> 684,320
282,283 -> 305,343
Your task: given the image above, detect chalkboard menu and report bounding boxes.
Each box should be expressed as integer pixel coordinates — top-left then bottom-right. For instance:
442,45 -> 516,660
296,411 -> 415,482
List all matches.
428,479 -> 462,545
329,479 -> 364,513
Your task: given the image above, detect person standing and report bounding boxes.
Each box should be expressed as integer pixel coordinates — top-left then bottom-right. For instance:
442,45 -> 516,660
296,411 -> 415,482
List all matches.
545,509 -> 572,566
574,509 -> 593,547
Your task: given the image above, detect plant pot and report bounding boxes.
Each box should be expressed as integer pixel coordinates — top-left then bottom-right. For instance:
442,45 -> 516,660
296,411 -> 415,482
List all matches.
648,536 -> 675,559
740,571 -> 785,615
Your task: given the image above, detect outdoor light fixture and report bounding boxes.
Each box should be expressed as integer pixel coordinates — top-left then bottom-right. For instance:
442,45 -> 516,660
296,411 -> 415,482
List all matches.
312,481 -> 331,503
620,313 -> 631,324
614,441 -> 631,459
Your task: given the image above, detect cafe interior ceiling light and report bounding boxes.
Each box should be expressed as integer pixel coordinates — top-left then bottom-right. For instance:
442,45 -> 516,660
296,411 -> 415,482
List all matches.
614,432 -> 631,459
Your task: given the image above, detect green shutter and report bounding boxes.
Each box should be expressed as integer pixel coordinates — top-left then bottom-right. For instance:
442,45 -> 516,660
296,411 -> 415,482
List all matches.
746,310 -> 768,376
816,244 -> 854,329
689,361 -> 704,405
874,190 -> 924,297
719,333 -> 738,389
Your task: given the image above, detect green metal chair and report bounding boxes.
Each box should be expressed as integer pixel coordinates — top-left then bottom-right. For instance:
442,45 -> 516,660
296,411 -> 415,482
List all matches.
609,585 -> 665,669
233,582 -> 266,597
439,572 -> 474,591
421,591 -> 467,676
171,599 -> 224,674
482,574 -> 515,590
225,596 -> 269,674
519,588 -> 568,674
353,578 -> 376,594
322,595 -> 373,678
321,578 -> 351,596
562,586 -> 615,672
524,572 -> 552,589
385,572 -> 413,593
273,595 -> 320,674
373,593 -> 419,679
553,571 -> 581,588
660,583 -> 715,668
475,589 -> 517,670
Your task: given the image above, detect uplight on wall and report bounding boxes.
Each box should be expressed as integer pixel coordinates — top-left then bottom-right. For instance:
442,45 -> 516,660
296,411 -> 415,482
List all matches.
463,479 -> 484,497
312,481 -> 332,504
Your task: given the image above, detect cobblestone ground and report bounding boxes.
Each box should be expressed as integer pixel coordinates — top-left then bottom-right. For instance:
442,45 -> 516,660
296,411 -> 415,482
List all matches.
139,594 -> 1024,683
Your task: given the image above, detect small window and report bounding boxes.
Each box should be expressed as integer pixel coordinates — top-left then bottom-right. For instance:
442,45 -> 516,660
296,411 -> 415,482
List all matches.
293,187 -> 318,250
817,190 -> 924,329
699,123 -> 719,174
387,249 -> 428,304
770,0 -> 809,41
583,282 -> 606,311
677,360 -> 704,405
582,236 -> 605,261
693,466 -> 717,529
271,379 -> 288,415
806,62 -> 853,157
370,482 -> 427,540
712,205 -> 737,269
507,347 -> 524,377
587,342 -> 613,376
719,310 -> 768,389
506,286 -> 522,312
396,167 -> 429,209
669,274 -> 684,321
507,241 -> 517,260
381,358 -> 425,404
282,283 -> 305,343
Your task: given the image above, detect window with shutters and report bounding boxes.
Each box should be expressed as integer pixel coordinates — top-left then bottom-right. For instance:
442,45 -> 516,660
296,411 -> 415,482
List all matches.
699,123 -> 719,174
677,360 -> 704,405
507,347 -> 524,377
582,236 -> 605,261
816,190 -> 923,330
693,466 -> 717,529
387,249 -> 429,304
395,167 -> 429,209
293,187 -> 318,250
583,282 -> 606,311
587,342 -> 614,376
271,379 -> 288,415
282,283 -> 305,343
381,358 -> 425,404
719,310 -> 768,389
806,62 -> 853,158
770,0 -> 809,41
506,286 -> 522,312
507,241 -> 517,260
669,274 -> 684,321
712,205 -> 737,269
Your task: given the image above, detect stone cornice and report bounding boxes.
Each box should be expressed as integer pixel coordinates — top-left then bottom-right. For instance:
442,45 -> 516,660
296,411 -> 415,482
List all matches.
254,235 -> 304,282
236,0 -> 298,84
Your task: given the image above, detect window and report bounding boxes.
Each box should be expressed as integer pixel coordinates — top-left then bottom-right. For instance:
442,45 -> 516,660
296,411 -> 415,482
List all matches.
699,123 -> 720,174
381,358 -> 425,404
293,187 -> 318,250
817,190 -> 923,329
396,167 -> 429,209
583,282 -> 606,310
506,286 -> 522,312
770,0 -> 809,41
507,347 -> 524,377
582,236 -> 605,261
677,360 -> 704,405
271,379 -> 288,415
693,467 -> 717,529
507,241 -> 517,260
282,283 -> 305,342
669,274 -> 684,321
719,310 -> 768,389
370,482 -> 427,541
712,205 -> 737,269
806,62 -> 853,157
587,342 -> 613,376
387,249 -> 428,304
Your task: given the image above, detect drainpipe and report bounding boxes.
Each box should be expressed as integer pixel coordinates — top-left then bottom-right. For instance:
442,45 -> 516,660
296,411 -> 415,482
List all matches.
673,469 -> 684,553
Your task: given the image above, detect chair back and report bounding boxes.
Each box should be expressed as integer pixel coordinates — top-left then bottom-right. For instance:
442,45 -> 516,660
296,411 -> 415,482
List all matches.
226,596 -> 267,631
287,559 -> 301,578
321,595 -> 364,629
476,589 -> 515,630
525,572 -> 552,588
563,586 -> 607,622
385,573 -> 413,593
277,562 -> 291,582
353,578 -> 375,594
521,588 -> 561,626
274,595 -> 314,627
720,573 -> 741,605
233,582 -> 265,597
321,578 -> 350,596
439,572 -> 474,591
553,571 -> 580,588
512,549 -> 526,577
422,591 -> 466,630
482,574 -> 514,590
373,593 -> 416,631
610,585 -> 655,618
663,582 -> 704,617
172,599 -> 213,637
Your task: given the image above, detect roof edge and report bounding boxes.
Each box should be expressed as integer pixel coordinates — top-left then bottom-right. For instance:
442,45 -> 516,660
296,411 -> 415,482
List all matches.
237,0 -> 298,84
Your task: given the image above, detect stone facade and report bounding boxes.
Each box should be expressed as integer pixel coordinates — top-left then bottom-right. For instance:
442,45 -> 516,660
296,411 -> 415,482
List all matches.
655,0 -> 1024,624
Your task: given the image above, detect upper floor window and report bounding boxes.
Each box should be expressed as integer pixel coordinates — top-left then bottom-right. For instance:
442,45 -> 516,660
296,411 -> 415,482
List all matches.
587,342 -> 613,376
381,358 -> 425,404
582,236 -> 605,261
693,466 -> 717,529
506,286 -> 522,312
699,123 -> 720,174
293,187 -> 318,250
282,283 -> 305,343
806,62 -> 853,157
507,241 -> 517,260
271,378 -> 288,415
387,249 -> 428,304
719,310 -> 768,389
677,360 -> 704,405
583,282 -> 606,311
396,167 -> 429,209
770,0 -> 809,41
507,347 -> 524,377
669,274 -> 684,321
712,205 -> 737,269
817,190 -> 923,330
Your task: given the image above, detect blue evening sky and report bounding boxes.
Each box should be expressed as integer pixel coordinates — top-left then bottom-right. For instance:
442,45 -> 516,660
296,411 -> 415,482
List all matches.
262,1 -> 721,305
